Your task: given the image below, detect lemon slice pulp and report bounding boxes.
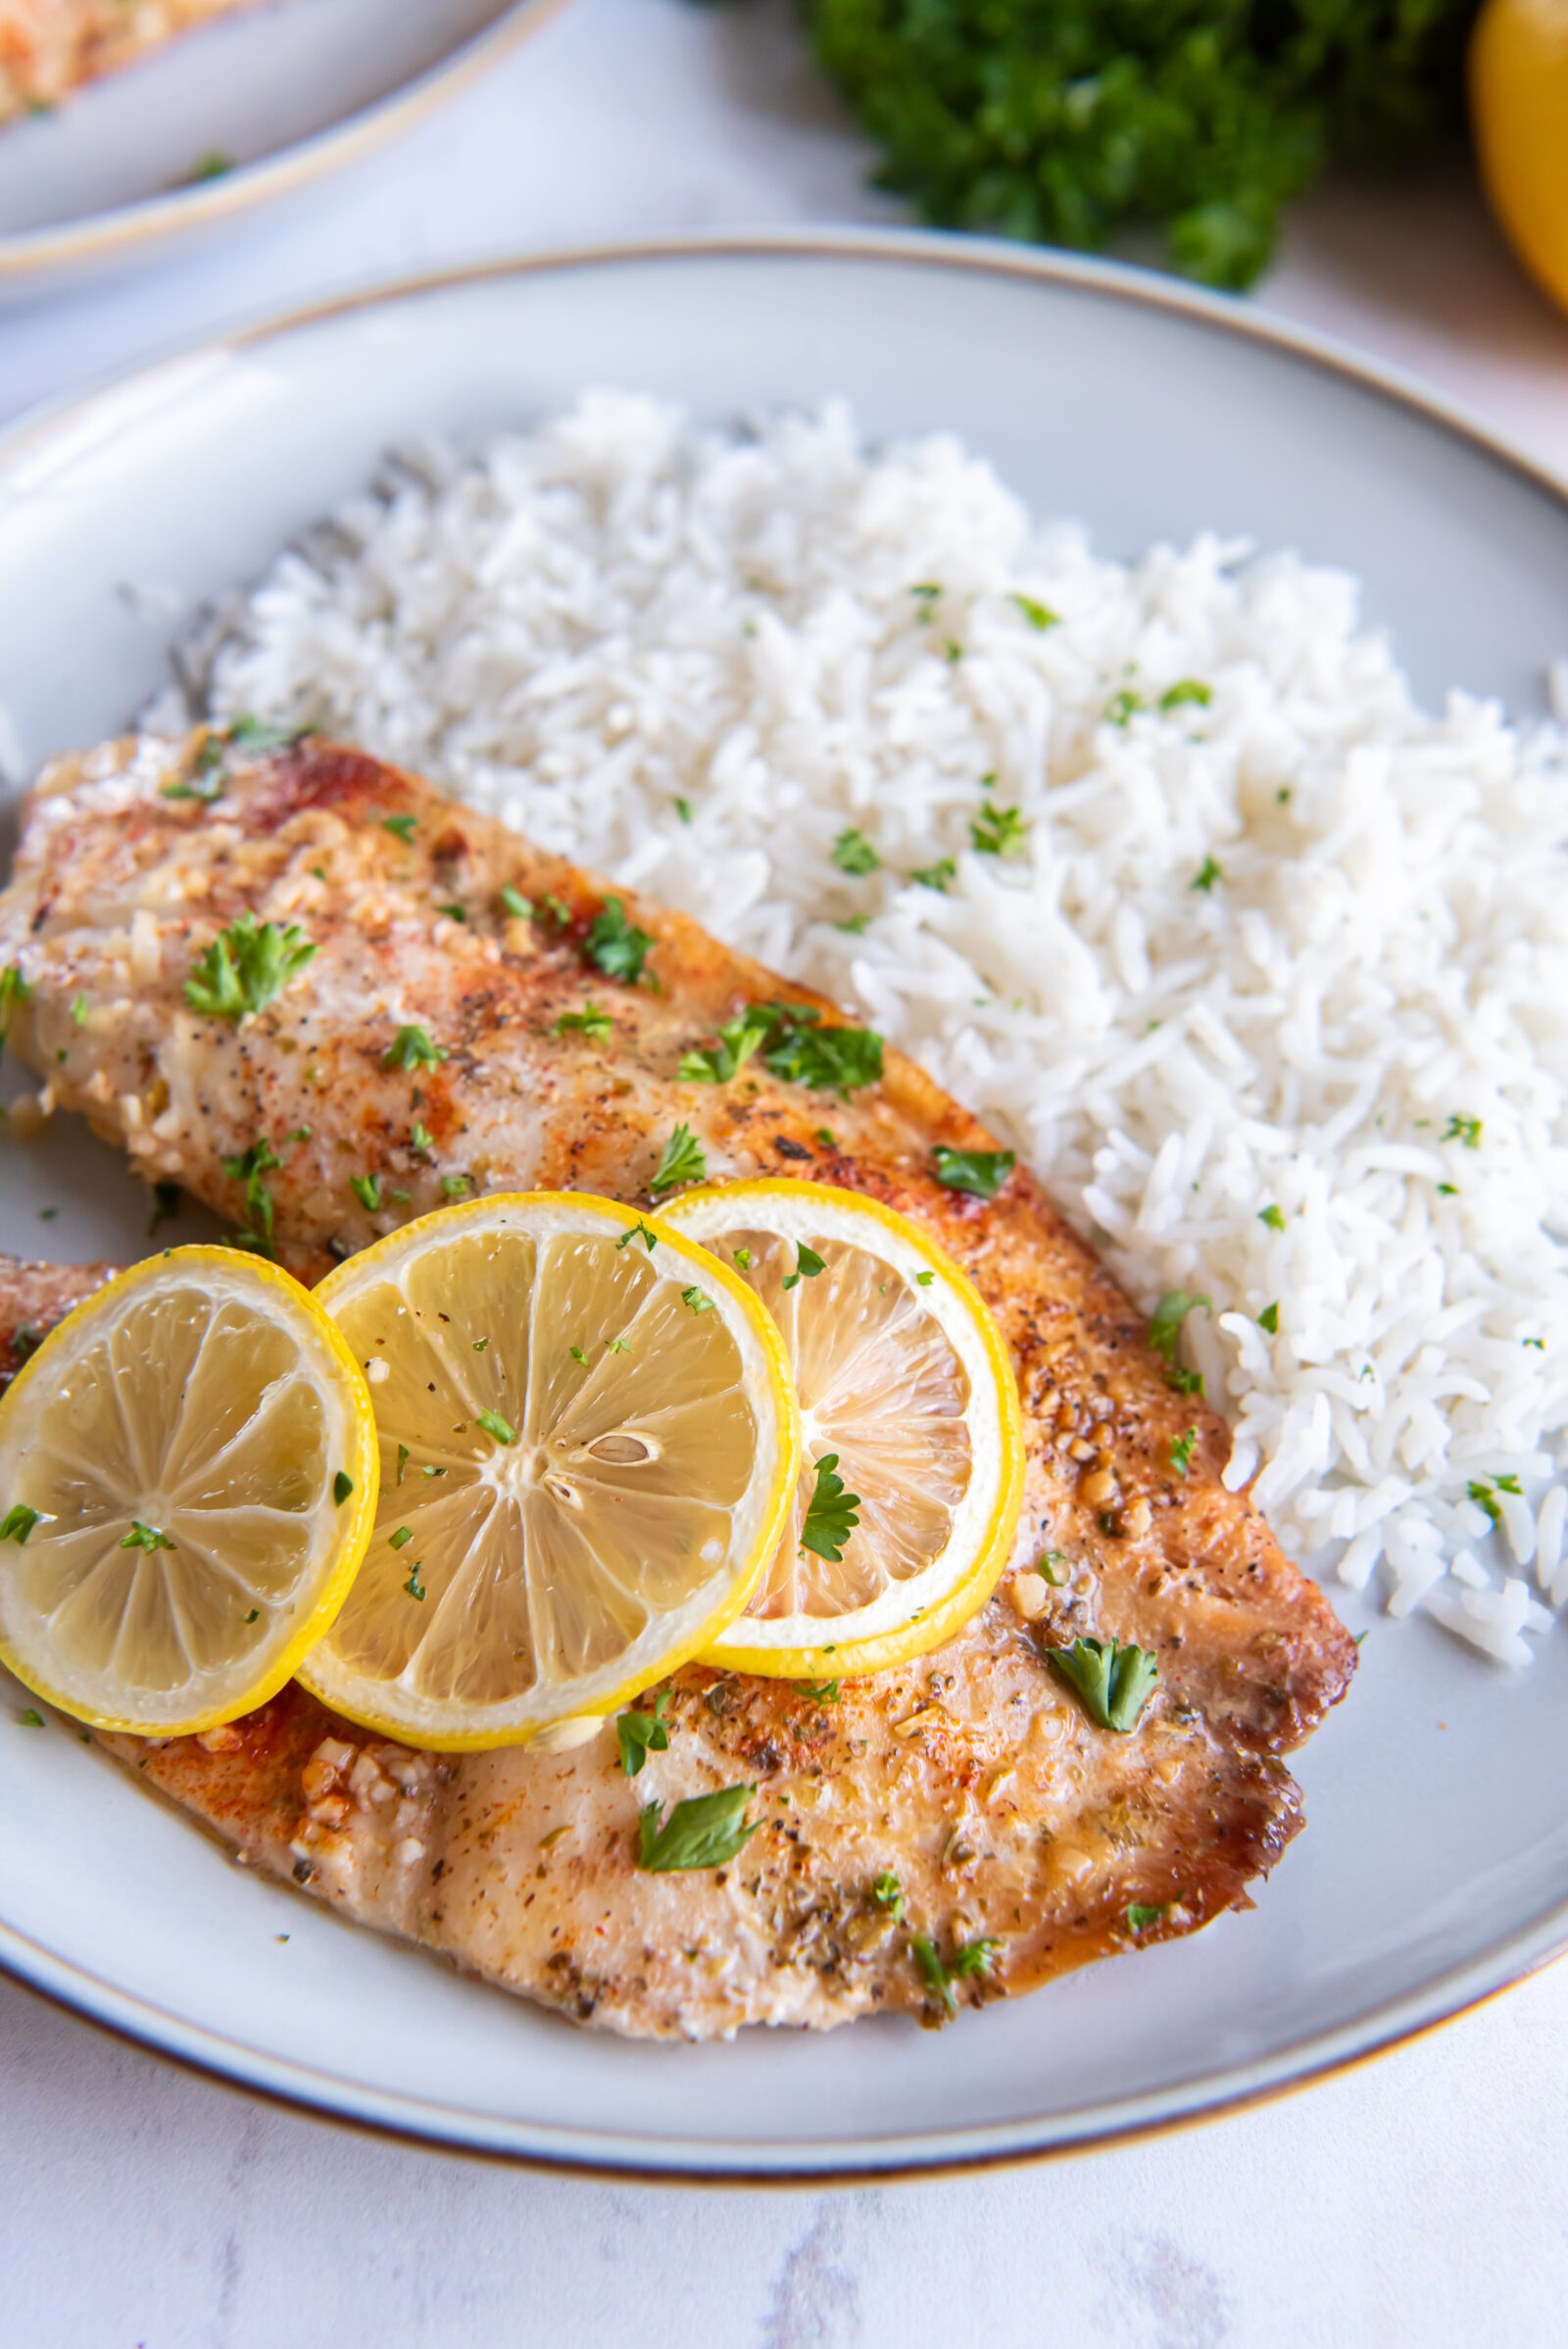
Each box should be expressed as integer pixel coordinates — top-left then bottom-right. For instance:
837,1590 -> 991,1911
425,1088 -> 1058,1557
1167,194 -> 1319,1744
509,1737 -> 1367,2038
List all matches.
301,1192 -> 801,1748
659,1181 -> 1026,1678
0,1247 -> 377,1735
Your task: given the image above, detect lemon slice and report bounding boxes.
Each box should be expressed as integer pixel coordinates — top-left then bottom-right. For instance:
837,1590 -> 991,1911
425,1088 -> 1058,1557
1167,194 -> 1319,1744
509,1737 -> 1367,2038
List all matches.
300,1192 -> 801,1748
0,1247 -> 378,1736
659,1181 -> 1026,1678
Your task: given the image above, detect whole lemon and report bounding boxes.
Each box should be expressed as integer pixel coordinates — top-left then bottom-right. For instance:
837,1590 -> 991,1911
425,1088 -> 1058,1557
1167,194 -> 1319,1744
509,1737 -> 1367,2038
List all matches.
1470,0 -> 1568,317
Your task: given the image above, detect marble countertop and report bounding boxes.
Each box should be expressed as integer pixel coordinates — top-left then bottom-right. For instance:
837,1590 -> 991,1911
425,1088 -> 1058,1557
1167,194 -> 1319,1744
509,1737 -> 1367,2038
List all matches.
4,4 -> 1568,2340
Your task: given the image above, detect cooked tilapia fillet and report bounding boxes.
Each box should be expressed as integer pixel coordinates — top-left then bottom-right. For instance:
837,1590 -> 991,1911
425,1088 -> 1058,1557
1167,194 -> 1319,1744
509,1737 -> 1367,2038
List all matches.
0,0 -> 267,122
0,730 -> 1354,2036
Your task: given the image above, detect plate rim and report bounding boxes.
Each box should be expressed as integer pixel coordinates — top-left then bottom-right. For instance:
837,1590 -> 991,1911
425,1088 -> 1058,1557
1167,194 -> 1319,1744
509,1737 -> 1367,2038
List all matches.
0,0 -> 572,286
3,225 -> 1567,2177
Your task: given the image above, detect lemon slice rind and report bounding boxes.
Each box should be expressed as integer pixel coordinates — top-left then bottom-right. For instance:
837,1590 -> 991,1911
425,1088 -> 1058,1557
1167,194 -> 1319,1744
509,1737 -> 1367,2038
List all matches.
660,1181 -> 1027,1680
300,1191 -> 802,1750
0,1247 -> 378,1737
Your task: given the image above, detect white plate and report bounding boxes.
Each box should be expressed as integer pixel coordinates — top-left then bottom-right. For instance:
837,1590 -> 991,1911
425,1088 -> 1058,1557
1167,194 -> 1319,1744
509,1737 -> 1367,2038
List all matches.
0,0 -> 566,302
2,233 -> 1567,2178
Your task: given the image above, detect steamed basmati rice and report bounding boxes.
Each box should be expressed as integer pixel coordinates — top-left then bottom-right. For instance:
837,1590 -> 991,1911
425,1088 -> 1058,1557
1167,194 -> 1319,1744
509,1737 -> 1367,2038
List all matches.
159,393 -> 1568,1666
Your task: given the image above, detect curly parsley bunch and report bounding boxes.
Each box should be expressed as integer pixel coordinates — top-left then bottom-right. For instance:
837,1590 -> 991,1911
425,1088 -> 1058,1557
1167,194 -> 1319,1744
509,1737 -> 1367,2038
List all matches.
806,0 -> 1479,288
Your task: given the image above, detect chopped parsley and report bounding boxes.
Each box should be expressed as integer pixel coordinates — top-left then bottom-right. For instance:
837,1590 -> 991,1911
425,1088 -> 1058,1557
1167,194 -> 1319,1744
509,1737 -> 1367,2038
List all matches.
11,1328 -> 38,1362
649,1122 -> 708,1195
568,1346 -> 587,1365
680,1286 -> 714,1315
332,1472 -> 354,1506
832,826 -> 880,876
403,1562 -> 427,1601
952,1935 -> 1001,1979
1011,593 -> 1057,630
587,899 -> 654,985
1258,1203 -> 1287,1231
498,884 -> 532,920
161,738 -> 227,802
1047,1637 -> 1158,1733
388,1527 -> 413,1550
909,582 -> 942,612
381,813 -> 418,843
226,715 -> 303,753
189,150 -> 233,181
0,1504 -> 40,1545
1258,1301 -> 1280,1335
969,803 -> 1028,856
1104,687 -> 1145,726
221,1137 -> 284,1257
476,1409 -> 516,1444
552,1001 -> 613,1044
439,1174 -> 471,1197
782,1242 -> 827,1292
679,1009 -> 772,1086
615,1219 -> 660,1253
411,1122 -> 434,1154
383,1025 -> 449,1072
637,1784 -> 758,1873
120,1521 -> 174,1553
18,1709 -> 45,1729
814,1128 -> 837,1149
617,1690 -> 671,1779
909,857 -> 956,892
1125,1902 -> 1167,1933
1035,1550 -> 1069,1585
438,903 -> 466,922
914,1270 -> 935,1286
837,913 -> 872,935
932,1145 -> 1014,1200
1190,856 -> 1225,893
1468,1475 -> 1523,1525
1444,1113 -> 1483,1150
1169,1426 -> 1199,1477
350,1173 -> 382,1211
396,1444 -> 410,1485
800,1452 -> 861,1563
536,892 -> 571,931
911,1934 -> 956,2017
868,1870 -> 906,1926
871,1871 -> 906,1922
0,964 -> 32,1042
749,1002 -> 884,1097
185,916 -> 316,1020
794,1679 -> 841,1703
70,994 -> 88,1026
674,797 -> 694,825
1159,679 -> 1212,710
1149,1289 -> 1209,1395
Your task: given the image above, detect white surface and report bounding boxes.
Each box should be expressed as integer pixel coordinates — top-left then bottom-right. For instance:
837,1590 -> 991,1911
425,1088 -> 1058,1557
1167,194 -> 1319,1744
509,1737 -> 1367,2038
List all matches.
2,0 -> 1568,2332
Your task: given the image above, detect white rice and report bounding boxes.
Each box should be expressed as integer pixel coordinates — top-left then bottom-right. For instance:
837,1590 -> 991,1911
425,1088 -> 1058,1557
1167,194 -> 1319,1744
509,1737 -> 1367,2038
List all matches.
156,392 -> 1568,1666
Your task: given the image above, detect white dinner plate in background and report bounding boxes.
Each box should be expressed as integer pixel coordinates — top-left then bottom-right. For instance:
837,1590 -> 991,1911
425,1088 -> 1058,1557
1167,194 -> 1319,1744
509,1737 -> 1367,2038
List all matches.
0,0 -> 568,302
